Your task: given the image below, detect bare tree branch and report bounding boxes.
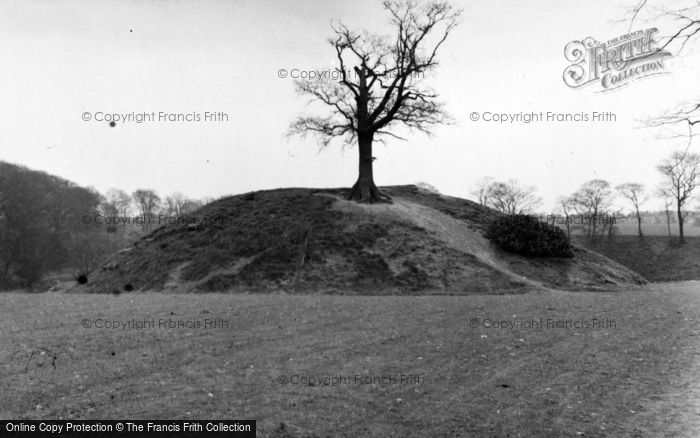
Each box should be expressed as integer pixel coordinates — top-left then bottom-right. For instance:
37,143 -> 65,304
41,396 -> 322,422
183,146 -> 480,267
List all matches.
628,2 -> 700,145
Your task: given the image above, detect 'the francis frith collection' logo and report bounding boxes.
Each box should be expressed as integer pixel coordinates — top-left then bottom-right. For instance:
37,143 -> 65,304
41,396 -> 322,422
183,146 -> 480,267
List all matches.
563,28 -> 671,91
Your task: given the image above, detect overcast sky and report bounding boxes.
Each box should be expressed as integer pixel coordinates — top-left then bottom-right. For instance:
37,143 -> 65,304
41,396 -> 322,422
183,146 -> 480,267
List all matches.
1,0 -> 698,211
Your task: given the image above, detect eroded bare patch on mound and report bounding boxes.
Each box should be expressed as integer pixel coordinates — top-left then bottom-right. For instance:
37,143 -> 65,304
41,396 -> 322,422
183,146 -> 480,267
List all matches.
333,195 -> 646,291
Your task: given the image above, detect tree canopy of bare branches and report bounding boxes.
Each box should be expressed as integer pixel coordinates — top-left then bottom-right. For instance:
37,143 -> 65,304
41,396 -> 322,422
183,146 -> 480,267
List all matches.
289,0 -> 461,203
470,176 -> 495,206
132,189 -> 160,231
555,196 -> 576,237
474,178 -> 542,215
571,179 -> 614,238
616,182 -> 648,237
656,150 -> 700,242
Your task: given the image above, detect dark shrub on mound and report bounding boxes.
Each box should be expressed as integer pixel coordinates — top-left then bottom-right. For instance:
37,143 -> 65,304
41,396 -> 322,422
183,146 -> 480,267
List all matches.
486,214 -> 574,258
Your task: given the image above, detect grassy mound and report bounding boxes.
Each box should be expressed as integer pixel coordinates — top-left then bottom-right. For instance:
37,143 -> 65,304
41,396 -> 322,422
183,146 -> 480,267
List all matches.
79,186 -> 646,294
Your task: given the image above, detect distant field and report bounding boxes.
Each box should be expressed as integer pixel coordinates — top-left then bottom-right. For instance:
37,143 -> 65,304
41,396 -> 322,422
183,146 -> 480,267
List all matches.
554,221 -> 700,237
613,221 -> 700,237
575,236 -> 700,282
2,286 -> 700,437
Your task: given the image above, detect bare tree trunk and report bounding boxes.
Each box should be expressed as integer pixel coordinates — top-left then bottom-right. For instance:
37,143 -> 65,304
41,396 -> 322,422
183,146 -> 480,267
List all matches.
347,132 -> 389,203
635,207 -> 643,237
591,210 -> 597,238
677,200 -> 685,244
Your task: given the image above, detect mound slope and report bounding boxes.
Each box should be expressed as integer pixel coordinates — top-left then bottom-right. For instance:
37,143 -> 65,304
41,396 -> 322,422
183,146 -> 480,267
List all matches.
79,186 -> 646,294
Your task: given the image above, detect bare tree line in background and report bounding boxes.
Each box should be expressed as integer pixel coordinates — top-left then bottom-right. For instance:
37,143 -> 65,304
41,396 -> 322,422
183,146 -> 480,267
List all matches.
105,188 -> 210,232
471,150 -> 700,242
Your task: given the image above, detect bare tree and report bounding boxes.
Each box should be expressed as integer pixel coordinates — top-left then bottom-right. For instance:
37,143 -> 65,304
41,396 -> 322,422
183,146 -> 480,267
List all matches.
616,183 -> 648,237
181,199 -> 204,215
105,188 -> 131,215
484,179 -> 542,215
601,207 -> 622,239
470,176 -> 495,206
164,192 -> 188,217
163,193 -> 205,216
571,179 -> 613,238
657,192 -> 675,237
132,189 -> 160,232
103,188 -> 132,234
555,196 -> 575,237
657,150 -> 700,243
100,196 -> 119,218
289,0 -> 461,203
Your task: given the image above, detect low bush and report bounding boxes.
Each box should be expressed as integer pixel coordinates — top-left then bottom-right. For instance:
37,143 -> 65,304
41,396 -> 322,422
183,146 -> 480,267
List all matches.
486,214 -> 574,258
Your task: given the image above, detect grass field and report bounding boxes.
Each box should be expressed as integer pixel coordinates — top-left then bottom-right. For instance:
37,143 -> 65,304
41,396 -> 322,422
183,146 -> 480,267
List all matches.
612,221 -> 700,237
2,284 -> 700,437
574,236 -> 700,282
